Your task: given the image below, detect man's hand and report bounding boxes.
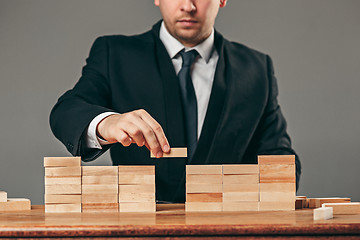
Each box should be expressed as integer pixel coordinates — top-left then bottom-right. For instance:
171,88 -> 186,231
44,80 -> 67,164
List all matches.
96,109 -> 170,158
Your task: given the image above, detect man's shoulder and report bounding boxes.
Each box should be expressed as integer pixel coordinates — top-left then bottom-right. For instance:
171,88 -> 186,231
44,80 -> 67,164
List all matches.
94,29 -> 155,48
223,39 -> 268,61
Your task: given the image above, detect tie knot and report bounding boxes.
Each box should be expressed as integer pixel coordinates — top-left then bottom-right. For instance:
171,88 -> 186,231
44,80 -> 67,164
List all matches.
179,49 -> 198,68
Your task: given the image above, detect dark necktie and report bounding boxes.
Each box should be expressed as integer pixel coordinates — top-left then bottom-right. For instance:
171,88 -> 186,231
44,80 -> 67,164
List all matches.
178,49 -> 199,160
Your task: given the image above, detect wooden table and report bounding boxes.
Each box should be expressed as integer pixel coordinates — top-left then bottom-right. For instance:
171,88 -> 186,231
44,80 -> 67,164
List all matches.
0,204 -> 360,239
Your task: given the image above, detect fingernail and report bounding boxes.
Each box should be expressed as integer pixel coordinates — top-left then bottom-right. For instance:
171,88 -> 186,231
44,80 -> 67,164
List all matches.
163,144 -> 170,152
156,152 -> 163,158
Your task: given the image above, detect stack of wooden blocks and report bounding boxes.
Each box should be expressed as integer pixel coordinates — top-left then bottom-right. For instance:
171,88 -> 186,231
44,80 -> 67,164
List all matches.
185,165 -> 223,212
0,191 -> 31,211
44,157 -> 82,213
82,166 -> 119,212
118,166 -> 156,212
185,155 -> 296,212
258,155 -> 296,211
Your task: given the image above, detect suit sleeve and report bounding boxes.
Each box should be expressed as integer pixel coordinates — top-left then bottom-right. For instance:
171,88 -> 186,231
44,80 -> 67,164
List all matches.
254,55 -> 301,190
49,37 -> 114,161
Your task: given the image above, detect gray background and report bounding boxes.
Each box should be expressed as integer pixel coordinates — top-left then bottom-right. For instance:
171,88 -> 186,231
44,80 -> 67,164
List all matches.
0,0 -> 359,205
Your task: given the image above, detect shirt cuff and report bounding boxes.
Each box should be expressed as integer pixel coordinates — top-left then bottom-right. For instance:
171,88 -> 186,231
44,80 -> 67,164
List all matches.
85,112 -> 119,149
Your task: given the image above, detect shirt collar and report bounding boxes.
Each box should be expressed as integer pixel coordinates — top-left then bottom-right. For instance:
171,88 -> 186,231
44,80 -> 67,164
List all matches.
159,21 -> 214,63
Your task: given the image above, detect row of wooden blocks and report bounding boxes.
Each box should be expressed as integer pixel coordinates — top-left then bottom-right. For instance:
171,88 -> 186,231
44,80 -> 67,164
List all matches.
0,190 -> 31,212
44,157 -> 155,213
185,155 -> 296,212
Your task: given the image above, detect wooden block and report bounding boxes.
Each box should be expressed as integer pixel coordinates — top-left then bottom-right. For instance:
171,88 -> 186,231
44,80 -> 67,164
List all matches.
150,147 -> 187,158
119,184 -> 155,193
119,202 -> 156,212
118,175 -> 155,185
258,155 -> 295,165
45,176 -> 81,185
186,165 -> 222,175
0,191 -> 7,202
223,202 -> 259,211
185,202 -> 222,212
260,192 -> 295,202
223,192 -> 259,202
119,192 -> 155,203
81,185 -> 118,194
44,157 -> 81,167
186,193 -> 223,202
186,184 -> 222,193
186,175 -> 222,184
223,184 -> 259,193
45,204 -> 81,213
82,194 -> 118,203
308,198 -> 351,209
260,183 -> 295,192
45,194 -> 81,204
45,167 -> 81,177
295,197 -> 307,209
259,201 -> 295,211
314,207 -> 333,220
82,166 -> 118,176
45,184 -> 81,195
82,175 -> 118,185
223,165 -> 259,175
82,203 -> 119,212
259,165 -> 295,183
0,198 -> 31,211
222,175 -> 259,184
118,166 -> 155,175
322,203 -> 360,214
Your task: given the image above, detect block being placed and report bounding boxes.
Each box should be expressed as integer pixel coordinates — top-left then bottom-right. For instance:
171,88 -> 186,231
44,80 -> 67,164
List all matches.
259,165 -> 295,183
45,176 -> 81,185
119,166 -> 155,175
186,165 -> 222,175
45,184 -> 82,195
119,202 -> 156,212
81,185 -> 118,194
313,207 -> 333,220
82,203 -> 119,213
44,157 -> 81,167
222,165 -> 259,175
308,197 -> 351,209
222,175 -> 258,184
0,191 -> 7,202
45,167 -> 81,177
186,193 -> 223,202
223,202 -> 259,212
82,166 -> 118,176
258,155 -> 295,165
0,198 -> 31,211
45,194 -> 81,204
45,203 -> 81,213
322,202 -> 360,215
185,202 -> 222,212
186,174 -> 222,184
150,147 -> 187,158
259,201 -> 295,211
186,184 -> 222,193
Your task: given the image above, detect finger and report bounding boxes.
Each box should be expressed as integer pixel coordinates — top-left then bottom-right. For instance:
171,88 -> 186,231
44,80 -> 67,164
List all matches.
114,130 -> 133,147
121,121 -> 147,147
138,110 -> 170,153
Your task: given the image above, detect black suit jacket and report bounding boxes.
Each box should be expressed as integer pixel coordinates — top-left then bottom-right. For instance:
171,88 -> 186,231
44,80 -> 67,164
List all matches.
50,21 -> 301,202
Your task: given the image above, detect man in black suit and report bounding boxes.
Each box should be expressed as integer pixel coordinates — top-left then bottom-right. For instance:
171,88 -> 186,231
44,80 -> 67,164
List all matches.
50,0 -> 301,203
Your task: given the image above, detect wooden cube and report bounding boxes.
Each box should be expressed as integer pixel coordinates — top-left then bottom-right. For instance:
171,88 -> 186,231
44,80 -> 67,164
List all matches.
295,197 -> 307,209
44,157 -> 81,167
118,166 -> 155,175
82,166 -> 118,176
186,175 -> 222,184
82,175 -> 118,185
185,202 -> 222,212
45,203 -> 81,213
45,194 -> 81,204
0,198 -> 31,212
222,175 -> 259,184
82,194 -> 118,203
186,193 -> 223,202
150,147 -> 187,158
186,184 -> 222,193
258,155 -> 295,165
222,165 -> 259,175
313,207 -> 333,220
45,167 -> 81,177
0,191 -> 7,202
45,184 -> 81,195
45,176 -> 81,185
259,165 -> 295,183
82,203 -> 119,213
186,165 -> 222,175
322,203 -> 360,214
223,202 -> 259,211
119,202 -> 156,212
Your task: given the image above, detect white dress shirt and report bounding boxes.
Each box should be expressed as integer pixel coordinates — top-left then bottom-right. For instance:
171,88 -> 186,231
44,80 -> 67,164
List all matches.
86,22 -> 219,149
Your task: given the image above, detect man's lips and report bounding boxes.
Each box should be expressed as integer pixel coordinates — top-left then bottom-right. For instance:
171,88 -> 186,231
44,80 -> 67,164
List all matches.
177,19 -> 198,26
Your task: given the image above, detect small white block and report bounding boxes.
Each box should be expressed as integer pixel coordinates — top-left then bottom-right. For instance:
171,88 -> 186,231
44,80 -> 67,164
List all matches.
313,207 -> 333,220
